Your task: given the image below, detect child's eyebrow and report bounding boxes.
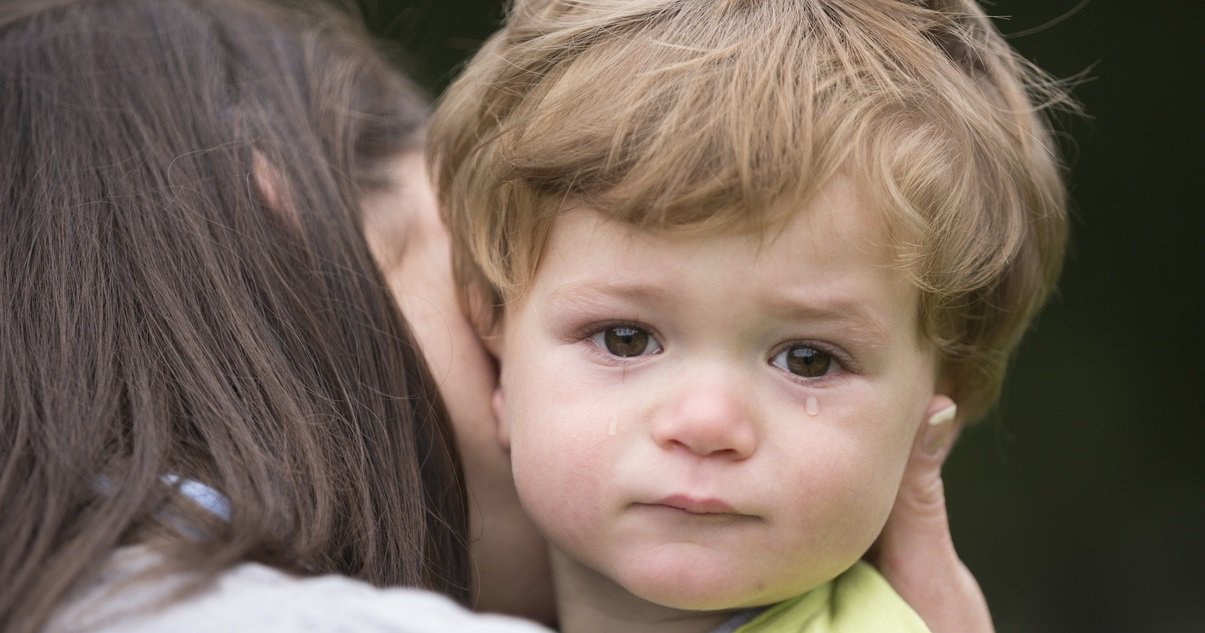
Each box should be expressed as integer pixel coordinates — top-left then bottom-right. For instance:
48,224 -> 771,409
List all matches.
546,281 -> 669,311
764,295 -> 894,351
546,282 -> 895,350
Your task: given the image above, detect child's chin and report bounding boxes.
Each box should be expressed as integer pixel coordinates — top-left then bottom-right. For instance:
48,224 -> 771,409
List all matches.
615,560 -> 791,612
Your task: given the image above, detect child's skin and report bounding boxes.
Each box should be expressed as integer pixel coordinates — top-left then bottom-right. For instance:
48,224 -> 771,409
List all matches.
488,177 -> 962,633
370,155 -> 992,633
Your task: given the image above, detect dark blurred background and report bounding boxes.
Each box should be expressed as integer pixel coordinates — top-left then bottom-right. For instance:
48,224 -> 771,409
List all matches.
358,1 -> 1203,631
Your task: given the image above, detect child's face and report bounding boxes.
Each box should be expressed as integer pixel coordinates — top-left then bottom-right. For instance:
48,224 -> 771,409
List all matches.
495,177 -> 945,610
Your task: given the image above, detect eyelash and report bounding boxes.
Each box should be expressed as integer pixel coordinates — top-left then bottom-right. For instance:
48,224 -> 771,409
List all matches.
578,321 -> 664,366
574,322 -> 859,380
767,340 -> 857,386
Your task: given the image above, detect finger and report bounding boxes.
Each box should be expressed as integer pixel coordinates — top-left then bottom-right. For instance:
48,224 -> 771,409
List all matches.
887,398 -> 959,553
869,397 -> 995,633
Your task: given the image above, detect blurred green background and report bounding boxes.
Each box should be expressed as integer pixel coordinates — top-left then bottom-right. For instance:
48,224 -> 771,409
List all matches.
359,1 -> 1203,631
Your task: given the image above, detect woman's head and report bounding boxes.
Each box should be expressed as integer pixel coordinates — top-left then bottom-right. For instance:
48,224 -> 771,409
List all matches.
363,152 -> 557,624
0,0 -> 466,629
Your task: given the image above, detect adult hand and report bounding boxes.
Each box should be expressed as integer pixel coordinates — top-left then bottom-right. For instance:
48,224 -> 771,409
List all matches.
866,397 -> 995,633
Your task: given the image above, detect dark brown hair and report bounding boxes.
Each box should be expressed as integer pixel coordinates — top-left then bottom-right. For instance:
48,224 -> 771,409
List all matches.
0,0 -> 467,630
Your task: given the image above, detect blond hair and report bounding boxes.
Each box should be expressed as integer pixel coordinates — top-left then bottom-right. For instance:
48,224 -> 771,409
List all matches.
429,0 -> 1073,420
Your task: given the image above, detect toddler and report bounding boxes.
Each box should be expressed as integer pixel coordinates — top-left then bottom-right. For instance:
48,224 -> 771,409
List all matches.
430,1 -> 1069,631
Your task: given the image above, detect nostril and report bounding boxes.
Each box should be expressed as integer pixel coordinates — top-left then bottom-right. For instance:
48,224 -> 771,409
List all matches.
657,428 -> 755,460
652,388 -> 759,458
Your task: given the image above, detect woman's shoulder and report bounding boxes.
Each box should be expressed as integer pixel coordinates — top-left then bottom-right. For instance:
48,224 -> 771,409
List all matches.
49,547 -> 550,633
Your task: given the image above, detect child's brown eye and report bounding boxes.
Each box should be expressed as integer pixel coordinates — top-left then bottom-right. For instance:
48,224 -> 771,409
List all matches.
594,325 -> 661,358
771,345 -> 833,378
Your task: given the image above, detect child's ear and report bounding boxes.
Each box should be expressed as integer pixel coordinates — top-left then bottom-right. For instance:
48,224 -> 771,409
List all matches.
492,384 -> 510,450
485,314 -> 509,449
478,307 -> 505,356
481,330 -> 503,360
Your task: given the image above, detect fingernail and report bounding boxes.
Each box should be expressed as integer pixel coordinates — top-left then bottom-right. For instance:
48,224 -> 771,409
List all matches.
923,404 -> 957,455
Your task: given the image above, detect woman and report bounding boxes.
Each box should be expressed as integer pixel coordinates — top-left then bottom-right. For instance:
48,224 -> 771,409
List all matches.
0,0 -> 540,630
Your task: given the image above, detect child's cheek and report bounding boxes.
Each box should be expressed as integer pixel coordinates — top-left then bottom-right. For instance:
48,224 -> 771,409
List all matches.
772,402 -> 906,549
507,391 -> 611,543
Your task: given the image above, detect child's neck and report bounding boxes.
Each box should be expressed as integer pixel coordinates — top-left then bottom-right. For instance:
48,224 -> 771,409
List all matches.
550,549 -> 743,633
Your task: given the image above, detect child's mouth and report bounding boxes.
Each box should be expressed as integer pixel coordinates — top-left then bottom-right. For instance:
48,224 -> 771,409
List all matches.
646,494 -> 742,515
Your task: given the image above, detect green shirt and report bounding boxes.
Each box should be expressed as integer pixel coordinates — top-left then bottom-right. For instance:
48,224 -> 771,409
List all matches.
734,562 -> 931,633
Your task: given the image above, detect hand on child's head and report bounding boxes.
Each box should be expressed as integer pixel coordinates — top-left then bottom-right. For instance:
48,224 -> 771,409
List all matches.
867,397 -> 996,633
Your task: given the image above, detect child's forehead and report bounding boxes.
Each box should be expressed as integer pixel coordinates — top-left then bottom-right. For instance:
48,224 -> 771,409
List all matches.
543,176 -> 913,303
555,172 -> 900,256
523,183 -> 929,358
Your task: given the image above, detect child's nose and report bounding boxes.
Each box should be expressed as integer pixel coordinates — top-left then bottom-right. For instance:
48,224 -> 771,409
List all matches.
651,384 -> 758,460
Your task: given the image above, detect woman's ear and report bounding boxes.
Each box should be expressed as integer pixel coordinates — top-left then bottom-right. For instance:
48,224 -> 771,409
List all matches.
251,149 -> 299,226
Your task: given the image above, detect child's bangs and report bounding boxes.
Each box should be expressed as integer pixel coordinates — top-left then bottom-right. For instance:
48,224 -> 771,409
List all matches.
494,0 -> 1018,240
498,8 -> 857,234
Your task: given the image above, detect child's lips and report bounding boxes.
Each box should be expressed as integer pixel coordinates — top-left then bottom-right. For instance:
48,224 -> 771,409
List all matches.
647,494 -> 744,516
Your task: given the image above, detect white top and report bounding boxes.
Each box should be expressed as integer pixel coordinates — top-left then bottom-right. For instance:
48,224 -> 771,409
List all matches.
48,547 -> 551,633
